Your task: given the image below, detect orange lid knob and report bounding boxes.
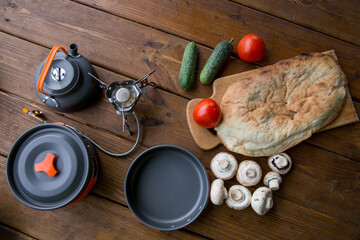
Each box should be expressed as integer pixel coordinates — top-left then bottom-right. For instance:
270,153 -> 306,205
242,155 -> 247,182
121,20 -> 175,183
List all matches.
35,153 -> 58,178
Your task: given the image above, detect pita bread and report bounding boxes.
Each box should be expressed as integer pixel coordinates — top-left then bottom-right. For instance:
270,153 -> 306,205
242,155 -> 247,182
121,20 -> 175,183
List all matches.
215,51 -> 347,157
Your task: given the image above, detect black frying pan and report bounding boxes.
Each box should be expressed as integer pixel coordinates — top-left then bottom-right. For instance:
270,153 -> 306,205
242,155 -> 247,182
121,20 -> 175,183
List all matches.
124,145 -> 209,231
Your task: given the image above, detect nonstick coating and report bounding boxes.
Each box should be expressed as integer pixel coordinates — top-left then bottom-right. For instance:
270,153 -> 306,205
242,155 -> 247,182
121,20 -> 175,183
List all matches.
124,145 -> 209,231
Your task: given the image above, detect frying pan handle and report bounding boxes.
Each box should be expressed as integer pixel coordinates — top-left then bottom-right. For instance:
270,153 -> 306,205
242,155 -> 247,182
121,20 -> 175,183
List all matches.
37,46 -> 68,96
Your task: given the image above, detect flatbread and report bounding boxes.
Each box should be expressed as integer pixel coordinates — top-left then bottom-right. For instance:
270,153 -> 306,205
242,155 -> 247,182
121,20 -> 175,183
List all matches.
215,51 -> 347,157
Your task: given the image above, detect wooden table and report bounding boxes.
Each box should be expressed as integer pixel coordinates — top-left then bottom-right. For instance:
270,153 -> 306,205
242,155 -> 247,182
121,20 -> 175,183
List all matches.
0,0 -> 359,239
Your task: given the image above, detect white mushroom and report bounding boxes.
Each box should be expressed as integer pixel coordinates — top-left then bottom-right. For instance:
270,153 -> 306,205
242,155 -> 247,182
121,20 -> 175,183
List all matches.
268,153 -> 292,175
210,152 -> 238,180
210,179 -> 227,205
225,185 -> 251,210
236,160 -> 262,186
251,187 -> 273,215
263,171 -> 282,191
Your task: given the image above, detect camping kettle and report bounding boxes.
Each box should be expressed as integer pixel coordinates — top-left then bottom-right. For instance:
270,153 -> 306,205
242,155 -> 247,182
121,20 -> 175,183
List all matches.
34,44 -> 98,112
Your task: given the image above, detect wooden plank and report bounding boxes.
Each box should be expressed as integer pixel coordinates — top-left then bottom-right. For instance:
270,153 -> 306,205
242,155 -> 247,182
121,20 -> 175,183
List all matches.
1,0 -> 359,239
0,31 -> 359,162
74,0 -> 360,99
0,0 -> 246,100
0,223 -> 34,240
231,0 -> 360,46
1,91 -> 360,239
0,31 -> 196,157
189,197 -> 360,240
308,102 -> 360,161
0,159 -> 204,240
1,0 -> 360,101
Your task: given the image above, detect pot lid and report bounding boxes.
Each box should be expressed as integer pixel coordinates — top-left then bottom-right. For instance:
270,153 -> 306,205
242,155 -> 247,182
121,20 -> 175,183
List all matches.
6,124 -> 90,210
42,54 -> 80,96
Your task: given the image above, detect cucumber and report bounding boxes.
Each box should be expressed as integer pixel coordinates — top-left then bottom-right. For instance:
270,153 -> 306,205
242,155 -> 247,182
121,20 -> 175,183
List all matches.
178,42 -> 198,90
200,39 -> 233,84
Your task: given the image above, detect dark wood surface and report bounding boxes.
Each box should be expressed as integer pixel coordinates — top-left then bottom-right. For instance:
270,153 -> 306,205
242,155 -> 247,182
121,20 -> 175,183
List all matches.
0,223 -> 34,240
0,0 -> 359,239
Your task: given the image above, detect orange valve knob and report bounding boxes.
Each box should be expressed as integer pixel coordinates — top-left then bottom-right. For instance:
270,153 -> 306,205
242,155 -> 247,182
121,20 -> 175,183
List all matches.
34,153 -> 58,178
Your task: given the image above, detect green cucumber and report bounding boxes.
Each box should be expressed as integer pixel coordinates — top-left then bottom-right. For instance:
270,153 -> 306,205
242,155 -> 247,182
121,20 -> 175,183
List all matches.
178,42 -> 198,90
200,39 -> 233,84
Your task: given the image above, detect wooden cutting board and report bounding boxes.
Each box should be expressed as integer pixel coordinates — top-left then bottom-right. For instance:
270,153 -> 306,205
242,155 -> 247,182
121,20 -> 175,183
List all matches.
186,52 -> 359,151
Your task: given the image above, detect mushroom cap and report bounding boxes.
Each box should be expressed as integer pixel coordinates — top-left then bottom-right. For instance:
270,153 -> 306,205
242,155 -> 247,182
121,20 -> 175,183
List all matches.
263,171 -> 282,191
251,187 -> 273,215
210,152 -> 238,180
268,153 -> 292,175
236,160 -> 262,186
210,179 -> 227,205
225,185 -> 251,210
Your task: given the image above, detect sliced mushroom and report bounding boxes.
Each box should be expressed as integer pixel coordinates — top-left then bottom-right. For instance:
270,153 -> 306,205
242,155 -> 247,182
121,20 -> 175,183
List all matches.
225,185 -> 251,210
210,152 -> 238,180
268,153 -> 292,175
251,187 -> 273,215
236,160 -> 262,186
210,179 -> 227,205
263,171 -> 282,191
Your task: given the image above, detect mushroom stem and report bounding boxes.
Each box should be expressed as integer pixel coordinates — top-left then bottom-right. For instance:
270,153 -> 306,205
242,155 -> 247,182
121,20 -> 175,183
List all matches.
231,189 -> 244,201
275,157 -> 288,168
269,180 -> 280,191
246,168 -> 256,178
266,198 -> 273,209
264,171 -> 282,191
219,159 -> 230,171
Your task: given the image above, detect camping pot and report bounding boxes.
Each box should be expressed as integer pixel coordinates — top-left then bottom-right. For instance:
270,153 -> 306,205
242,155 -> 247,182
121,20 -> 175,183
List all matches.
124,145 -> 209,231
34,44 -> 98,112
6,123 -> 99,210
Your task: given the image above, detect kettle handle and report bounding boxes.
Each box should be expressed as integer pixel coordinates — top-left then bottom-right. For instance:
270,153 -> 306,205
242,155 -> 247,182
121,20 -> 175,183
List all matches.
36,46 -> 68,96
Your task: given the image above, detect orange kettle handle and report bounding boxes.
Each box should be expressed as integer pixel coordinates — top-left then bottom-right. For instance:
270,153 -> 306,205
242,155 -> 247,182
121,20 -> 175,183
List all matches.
36,46 -> 68,96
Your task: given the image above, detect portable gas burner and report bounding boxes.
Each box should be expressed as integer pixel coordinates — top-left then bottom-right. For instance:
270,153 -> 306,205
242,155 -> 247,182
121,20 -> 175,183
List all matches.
87,70 -> 156,156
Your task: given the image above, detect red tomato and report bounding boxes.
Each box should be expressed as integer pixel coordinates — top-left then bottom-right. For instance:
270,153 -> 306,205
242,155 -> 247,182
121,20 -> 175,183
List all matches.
193,98 -> 221,128
237,34 -> 265,62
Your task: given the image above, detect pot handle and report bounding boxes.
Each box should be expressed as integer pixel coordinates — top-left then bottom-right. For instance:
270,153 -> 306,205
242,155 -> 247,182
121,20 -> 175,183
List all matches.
36,46 -> 68,96
70,177 -> 97,205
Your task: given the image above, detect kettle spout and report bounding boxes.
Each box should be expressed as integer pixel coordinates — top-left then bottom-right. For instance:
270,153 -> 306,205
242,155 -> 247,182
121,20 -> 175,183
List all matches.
68,43 -> 79,57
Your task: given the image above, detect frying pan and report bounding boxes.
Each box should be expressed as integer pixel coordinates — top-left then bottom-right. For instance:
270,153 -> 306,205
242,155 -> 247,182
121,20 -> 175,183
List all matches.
124,145 -> 209,231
